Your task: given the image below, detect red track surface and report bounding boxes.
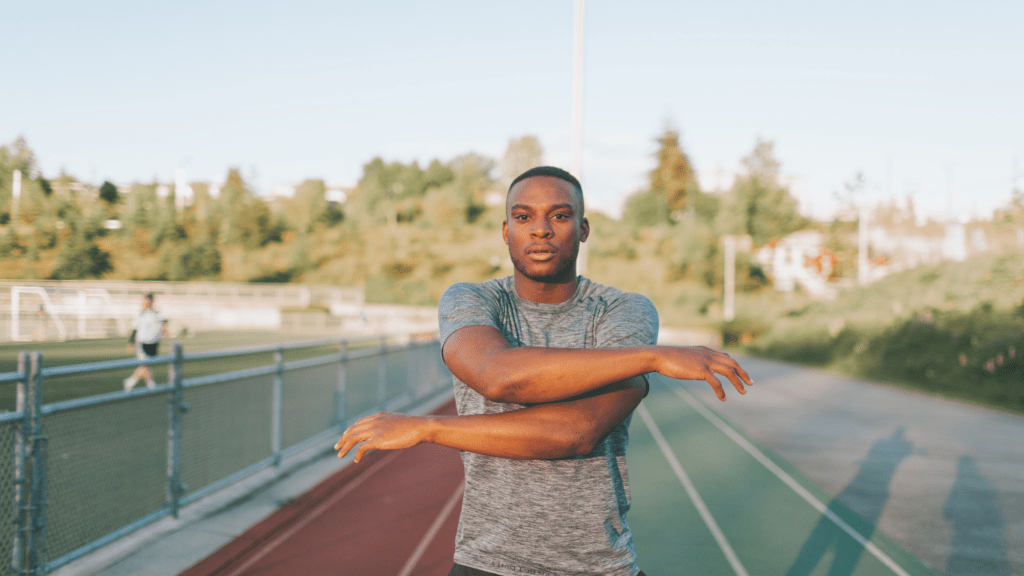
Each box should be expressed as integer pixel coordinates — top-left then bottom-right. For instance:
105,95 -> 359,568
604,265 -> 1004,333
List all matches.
180,400 -> 463,576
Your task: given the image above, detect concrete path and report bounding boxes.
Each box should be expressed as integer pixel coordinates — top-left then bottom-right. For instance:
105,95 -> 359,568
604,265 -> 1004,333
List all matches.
678,355 -> 1023,576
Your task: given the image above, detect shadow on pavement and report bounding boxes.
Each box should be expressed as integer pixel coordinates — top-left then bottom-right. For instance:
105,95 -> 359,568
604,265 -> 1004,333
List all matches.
784,426 -> 915,576
942,455 -> 1011,576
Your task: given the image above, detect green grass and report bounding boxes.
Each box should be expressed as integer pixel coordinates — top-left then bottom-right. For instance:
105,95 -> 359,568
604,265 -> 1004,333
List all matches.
741,251 -> 1024,415
0,330 -> 382,410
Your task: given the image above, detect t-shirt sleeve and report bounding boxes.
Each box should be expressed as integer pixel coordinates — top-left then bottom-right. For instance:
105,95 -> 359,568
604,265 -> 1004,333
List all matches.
595,293 -> 658,397
438,282 -> 501,350
595,293 -> 659,348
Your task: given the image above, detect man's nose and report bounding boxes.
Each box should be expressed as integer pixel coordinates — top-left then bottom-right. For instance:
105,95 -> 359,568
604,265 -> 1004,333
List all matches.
530,219 -> 553,237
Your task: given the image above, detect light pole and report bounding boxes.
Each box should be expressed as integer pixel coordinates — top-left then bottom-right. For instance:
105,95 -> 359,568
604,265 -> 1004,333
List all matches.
572,0 -> 587,275
723,235 -> 736,321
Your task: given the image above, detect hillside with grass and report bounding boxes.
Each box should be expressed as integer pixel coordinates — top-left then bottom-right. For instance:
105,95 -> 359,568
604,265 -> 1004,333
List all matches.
742,250 -> 1024,414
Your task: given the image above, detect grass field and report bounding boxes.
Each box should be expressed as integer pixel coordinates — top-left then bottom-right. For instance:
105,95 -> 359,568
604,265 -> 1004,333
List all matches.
0,330 -> 381,410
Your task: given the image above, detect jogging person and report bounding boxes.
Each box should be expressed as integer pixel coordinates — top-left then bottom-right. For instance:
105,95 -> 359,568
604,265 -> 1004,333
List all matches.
123,292 -> 168,392
335,166 -> 753,576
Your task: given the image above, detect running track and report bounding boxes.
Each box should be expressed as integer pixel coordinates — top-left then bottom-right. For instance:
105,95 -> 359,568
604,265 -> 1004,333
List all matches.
180,378 -> 940,576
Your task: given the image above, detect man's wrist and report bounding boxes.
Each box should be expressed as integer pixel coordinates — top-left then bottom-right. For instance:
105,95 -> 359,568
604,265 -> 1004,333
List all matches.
642,346 -> 662,375
420,416 -> 439,444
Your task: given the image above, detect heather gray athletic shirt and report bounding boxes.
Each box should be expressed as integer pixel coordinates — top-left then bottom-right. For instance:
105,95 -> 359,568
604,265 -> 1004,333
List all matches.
439,276 -> 659,576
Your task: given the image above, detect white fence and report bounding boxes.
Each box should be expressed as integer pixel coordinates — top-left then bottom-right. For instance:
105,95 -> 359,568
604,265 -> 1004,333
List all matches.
0,281 -> 371,343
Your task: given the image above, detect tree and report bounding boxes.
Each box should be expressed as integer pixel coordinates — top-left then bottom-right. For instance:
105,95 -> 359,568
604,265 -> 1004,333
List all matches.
649,128 -> 699,214
50,234 -> 113,279
99,181 -> 119,204
720,138 -> 806,246
0,136 -> 38,220
499,135 -> 544,188
622,190 -> 670,228
449,153 -> 495,223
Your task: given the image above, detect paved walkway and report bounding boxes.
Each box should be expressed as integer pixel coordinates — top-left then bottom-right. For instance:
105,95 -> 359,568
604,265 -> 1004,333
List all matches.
677,356 -> 1024,576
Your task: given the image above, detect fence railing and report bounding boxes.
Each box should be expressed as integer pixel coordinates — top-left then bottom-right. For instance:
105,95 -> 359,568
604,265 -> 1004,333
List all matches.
0,333 -> 451,575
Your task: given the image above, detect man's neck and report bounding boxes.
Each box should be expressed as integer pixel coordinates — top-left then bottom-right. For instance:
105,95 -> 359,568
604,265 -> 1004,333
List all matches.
513,272 -> 579,304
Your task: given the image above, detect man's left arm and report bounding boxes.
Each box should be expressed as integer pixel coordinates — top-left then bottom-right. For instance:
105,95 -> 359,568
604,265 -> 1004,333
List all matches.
335,375 -> 646,462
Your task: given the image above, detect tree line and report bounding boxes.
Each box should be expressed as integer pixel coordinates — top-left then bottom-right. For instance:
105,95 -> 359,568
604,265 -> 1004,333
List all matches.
0,131 -> 809,301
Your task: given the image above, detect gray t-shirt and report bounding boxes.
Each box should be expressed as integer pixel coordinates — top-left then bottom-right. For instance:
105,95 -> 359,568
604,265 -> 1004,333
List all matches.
438,276 -> 659,576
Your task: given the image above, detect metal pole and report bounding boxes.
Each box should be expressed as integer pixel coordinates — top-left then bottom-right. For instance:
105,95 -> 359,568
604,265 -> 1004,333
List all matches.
336,341 -> 348,424
166,343 -> 186,518
28,352 -> 47,576
377,336 -> 388,409
858,201 -> 869,286
723,235 -> 736,321
271,348 -> 283,466
571,0 -> 587,275
12,352 -> 27,573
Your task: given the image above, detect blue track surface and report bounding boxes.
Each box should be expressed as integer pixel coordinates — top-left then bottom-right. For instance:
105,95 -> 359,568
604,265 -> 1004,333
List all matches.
628,375 -> 939,576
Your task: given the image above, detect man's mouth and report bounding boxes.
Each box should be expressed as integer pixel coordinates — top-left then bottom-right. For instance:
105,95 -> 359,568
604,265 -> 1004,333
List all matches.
526,247 -> 557,261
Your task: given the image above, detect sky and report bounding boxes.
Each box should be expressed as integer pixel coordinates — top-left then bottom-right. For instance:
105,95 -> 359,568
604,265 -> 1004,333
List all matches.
4,1 -> 1022,220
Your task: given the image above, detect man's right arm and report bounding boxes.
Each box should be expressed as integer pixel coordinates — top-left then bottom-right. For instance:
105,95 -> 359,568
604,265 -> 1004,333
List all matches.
443,325 -> 752,404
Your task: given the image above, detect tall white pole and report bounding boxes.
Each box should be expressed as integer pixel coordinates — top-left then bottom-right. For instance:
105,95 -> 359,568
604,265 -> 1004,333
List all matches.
858,201 -> 869,286
723,235 -> 736,321
11,169 -> 21,224
572,0 -> 587,275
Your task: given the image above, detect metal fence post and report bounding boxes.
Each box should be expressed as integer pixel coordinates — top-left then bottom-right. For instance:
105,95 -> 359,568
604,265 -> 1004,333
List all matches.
377,335 -> 387,409
166,343 -> 187,518
12,352 -> 28,574
271,348 -> 283,466
336,341 -> 348,425
27,352 -> 48,576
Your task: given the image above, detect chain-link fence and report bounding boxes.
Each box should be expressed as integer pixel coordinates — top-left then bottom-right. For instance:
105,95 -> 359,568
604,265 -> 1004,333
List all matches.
0,333 -> 450,575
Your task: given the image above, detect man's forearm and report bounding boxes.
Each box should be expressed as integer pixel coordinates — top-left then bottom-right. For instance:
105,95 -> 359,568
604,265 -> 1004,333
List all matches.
474,345 -> 658,404
445,325 -> 752,404
335,377 -> 646,462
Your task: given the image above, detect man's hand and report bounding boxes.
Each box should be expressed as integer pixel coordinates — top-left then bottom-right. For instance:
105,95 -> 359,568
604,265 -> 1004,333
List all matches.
655,346 -> 753,401
335,413 -> 427,463
127,344 -> 134,354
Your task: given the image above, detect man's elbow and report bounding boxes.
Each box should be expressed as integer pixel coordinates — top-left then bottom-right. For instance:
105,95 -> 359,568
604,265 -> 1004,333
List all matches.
464,367 -> 521,403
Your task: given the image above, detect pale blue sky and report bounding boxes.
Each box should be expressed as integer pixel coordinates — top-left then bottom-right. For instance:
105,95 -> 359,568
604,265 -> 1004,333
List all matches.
4,1 -> 1022,219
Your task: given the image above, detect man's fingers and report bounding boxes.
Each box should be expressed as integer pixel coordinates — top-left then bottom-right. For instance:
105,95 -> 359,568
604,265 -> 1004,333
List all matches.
355,441 -> 375,463
706,374 -> 726,401
711,362 -> 748,396
707,351 -> 754,388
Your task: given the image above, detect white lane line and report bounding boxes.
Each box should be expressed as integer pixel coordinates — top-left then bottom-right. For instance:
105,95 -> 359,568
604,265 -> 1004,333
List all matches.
223,450 -> 402,576
396,481 -> 466,576
637,404 -> 750,576
667,383 -> 913,576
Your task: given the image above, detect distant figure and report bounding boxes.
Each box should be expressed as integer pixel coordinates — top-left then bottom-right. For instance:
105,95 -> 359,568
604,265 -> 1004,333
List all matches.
123,293 -> 168,392
31,304 -> 46,341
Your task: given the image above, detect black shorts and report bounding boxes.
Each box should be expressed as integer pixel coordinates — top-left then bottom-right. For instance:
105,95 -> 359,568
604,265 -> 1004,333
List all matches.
141,342 -> 159,357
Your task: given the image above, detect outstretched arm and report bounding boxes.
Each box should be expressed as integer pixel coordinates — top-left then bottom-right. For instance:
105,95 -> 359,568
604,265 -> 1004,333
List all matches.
444,325 -> 752,404
335,375 -> 646,462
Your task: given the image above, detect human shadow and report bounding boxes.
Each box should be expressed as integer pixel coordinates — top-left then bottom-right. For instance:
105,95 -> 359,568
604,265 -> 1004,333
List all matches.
785,426 -> 915,576
942,456 -> 1011,576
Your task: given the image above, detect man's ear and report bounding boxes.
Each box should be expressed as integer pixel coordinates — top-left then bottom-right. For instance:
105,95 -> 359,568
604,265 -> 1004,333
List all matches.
579,216 -> 590,243
502,219 -> 509,245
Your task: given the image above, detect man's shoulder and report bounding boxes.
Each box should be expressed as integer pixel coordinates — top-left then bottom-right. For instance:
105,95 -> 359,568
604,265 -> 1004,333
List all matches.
441,277 -> 510,303
583,278 -> 656,309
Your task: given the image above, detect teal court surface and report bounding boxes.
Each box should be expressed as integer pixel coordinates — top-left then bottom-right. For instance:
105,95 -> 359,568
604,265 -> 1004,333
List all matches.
626,375 -> 937,576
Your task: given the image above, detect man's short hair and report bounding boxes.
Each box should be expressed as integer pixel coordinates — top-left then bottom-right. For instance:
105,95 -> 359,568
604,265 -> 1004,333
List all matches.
507,166 -> 585,214
144,292 -> 154,301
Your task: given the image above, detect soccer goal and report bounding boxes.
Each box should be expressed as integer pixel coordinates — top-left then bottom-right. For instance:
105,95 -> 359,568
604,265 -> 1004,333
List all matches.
10,286 -> 67,342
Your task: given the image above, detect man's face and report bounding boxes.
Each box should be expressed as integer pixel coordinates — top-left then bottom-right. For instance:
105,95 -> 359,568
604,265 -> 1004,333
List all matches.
502,176 -> 589,283
143,297 -> 153,309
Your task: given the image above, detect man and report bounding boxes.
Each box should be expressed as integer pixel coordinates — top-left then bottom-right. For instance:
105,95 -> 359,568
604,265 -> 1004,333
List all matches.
336,166 -> 753,576
123,293 -> 168,392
